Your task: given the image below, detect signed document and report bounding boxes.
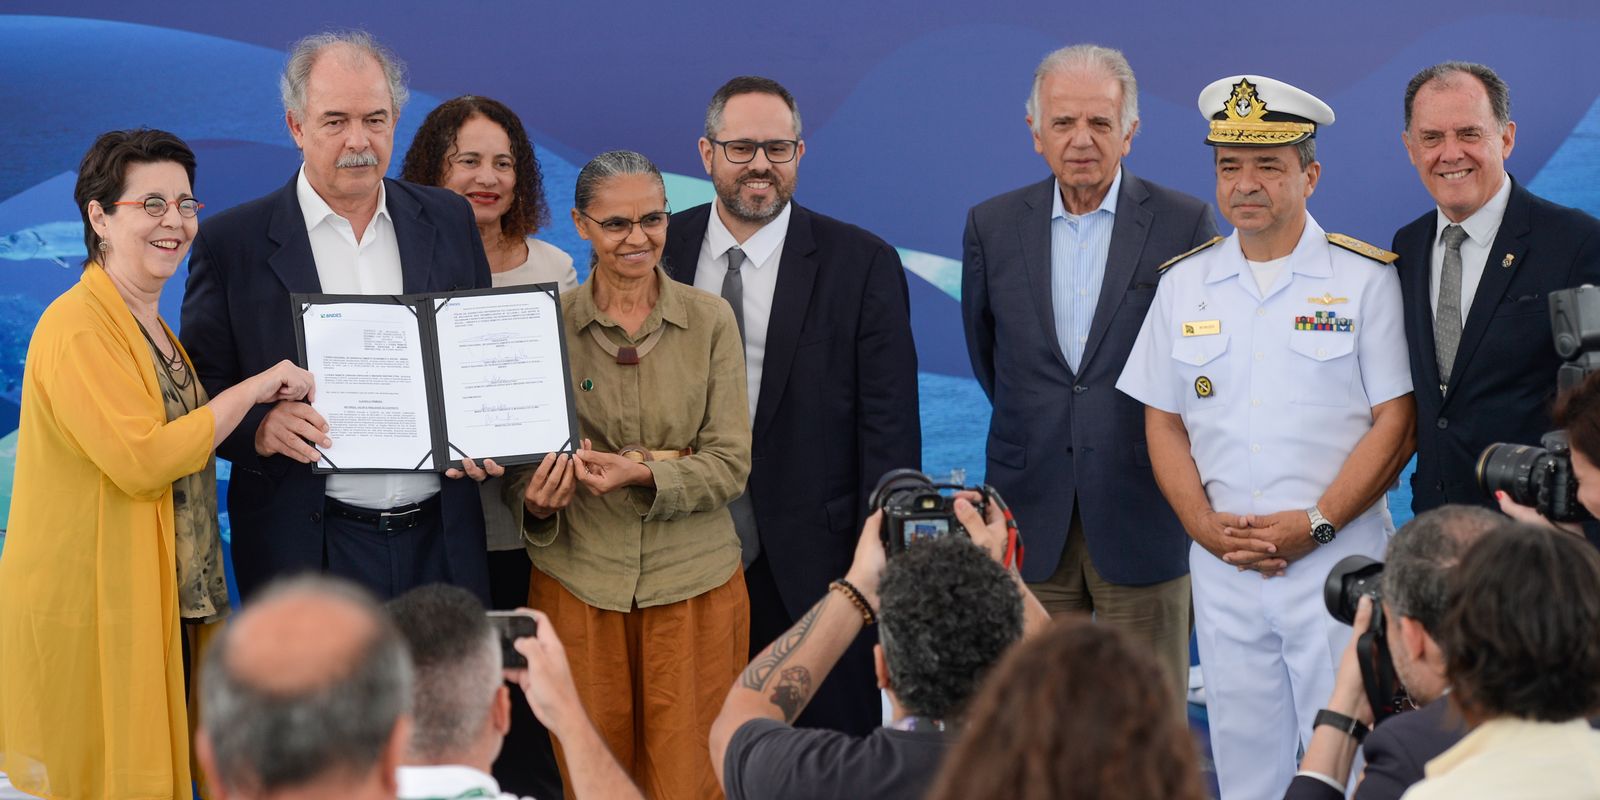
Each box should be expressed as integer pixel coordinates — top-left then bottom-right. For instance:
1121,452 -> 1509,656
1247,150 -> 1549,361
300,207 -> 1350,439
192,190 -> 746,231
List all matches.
293,285 -> 577,473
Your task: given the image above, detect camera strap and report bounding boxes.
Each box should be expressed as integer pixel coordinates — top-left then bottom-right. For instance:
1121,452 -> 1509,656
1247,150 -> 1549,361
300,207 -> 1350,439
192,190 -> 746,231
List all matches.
982,484 -> 1025,571
1355,625 -> 1400,723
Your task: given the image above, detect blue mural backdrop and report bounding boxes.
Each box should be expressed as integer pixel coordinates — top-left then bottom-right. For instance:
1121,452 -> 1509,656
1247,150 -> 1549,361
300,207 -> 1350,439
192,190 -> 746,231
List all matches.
4,2 -> 1600,543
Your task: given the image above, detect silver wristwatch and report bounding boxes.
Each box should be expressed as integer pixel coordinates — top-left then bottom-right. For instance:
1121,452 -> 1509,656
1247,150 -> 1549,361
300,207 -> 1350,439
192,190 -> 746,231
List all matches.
1308,506 -> 1336,545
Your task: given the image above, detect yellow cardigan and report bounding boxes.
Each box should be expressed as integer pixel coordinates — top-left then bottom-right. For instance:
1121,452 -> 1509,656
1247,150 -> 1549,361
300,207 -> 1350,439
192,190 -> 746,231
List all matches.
0,265 -> 215,799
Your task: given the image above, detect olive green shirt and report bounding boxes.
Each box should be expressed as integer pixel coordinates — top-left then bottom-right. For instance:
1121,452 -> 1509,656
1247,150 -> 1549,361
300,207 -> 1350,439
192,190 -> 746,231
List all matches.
147,335 -> 229,623
505,266 -> 751,611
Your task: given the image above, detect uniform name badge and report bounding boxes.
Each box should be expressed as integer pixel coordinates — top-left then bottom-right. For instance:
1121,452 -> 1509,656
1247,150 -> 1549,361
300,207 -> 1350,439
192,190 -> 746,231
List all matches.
1183,320 -> 1221,336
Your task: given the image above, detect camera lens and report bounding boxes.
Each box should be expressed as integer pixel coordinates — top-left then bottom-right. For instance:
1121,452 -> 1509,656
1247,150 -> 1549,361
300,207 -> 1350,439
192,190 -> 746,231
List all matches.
1476,443 -> 1550,507
1323,555 -> 1383,625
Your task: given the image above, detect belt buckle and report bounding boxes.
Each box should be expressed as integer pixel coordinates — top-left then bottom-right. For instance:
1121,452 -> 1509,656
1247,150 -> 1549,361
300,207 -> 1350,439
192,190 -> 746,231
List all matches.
377,505 -> 421,533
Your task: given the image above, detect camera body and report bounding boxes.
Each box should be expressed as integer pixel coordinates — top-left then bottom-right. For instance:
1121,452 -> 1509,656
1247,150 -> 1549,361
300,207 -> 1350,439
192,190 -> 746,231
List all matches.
1476,285 -> 1600,521
1477,431 -> 1593,523
868,469 -> 987,554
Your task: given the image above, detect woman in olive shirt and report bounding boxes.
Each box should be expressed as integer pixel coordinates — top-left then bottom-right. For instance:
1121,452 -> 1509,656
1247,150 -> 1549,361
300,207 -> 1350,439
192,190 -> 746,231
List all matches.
506,150 -> 750,800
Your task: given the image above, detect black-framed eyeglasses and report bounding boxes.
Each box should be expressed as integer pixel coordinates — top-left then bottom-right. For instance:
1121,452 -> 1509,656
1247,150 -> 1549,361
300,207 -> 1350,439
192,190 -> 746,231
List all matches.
707,138 -> 800,164
580,209 -> 670,238
112,197 -> 204,218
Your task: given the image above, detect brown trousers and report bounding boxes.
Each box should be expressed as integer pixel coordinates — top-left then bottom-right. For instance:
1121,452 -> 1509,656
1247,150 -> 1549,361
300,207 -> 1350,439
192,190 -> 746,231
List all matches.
1027,511 -> 1193,701
530,567 -> 749,800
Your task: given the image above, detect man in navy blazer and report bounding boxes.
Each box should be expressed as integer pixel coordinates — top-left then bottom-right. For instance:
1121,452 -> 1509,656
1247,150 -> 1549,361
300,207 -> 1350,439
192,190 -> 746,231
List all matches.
1393,61 -> 1600,515
962,45 -> 1216,694
663,76 -> 920,737
181,32 -> 492,603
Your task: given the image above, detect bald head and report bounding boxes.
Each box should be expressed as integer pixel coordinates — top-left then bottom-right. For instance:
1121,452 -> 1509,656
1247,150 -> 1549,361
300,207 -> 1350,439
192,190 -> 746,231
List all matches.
198,576 -> 413,798
226,584 -> 382,692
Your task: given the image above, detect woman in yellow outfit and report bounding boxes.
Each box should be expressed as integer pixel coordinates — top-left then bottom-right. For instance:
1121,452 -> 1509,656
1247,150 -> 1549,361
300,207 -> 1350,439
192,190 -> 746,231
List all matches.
0,129 -> 314,799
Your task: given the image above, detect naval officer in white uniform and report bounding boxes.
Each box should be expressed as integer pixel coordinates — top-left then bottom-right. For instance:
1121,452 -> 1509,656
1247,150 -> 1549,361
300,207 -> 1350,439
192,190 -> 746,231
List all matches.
1117,75 -> 1415,799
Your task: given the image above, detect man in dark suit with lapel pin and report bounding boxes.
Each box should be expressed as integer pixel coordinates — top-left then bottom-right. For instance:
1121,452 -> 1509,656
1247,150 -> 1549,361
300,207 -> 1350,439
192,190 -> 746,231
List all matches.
1394,61 -> 1600,516
961,45 -> 1216,696
663,76 -> 921,737
181,31 -> 493,603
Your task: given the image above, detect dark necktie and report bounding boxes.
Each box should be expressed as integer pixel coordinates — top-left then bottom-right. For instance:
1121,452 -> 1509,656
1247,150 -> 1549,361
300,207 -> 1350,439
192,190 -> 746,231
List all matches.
722,246 -> 745,341
719,244 -> 758,564
1435,224 -> 1468,386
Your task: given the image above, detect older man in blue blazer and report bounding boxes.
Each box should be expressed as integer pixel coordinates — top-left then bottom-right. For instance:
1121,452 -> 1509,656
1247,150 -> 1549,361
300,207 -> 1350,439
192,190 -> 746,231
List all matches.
181,31 -> 492,603
962,45 -> 1216,696
1394,61 -> 1600,517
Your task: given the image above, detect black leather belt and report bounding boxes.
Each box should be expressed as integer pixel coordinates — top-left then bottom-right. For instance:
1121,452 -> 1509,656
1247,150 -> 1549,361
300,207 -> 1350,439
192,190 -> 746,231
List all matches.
325,496 -> 440,533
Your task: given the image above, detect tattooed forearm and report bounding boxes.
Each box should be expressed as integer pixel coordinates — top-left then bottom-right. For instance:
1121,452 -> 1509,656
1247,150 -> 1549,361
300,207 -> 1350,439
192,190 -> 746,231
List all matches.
739,594 -> 831,691
770,666 -> 814,722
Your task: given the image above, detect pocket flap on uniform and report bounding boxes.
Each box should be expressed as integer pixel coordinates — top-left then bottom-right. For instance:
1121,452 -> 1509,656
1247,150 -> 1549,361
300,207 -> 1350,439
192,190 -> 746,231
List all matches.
1287,331 -> 1355,361
1171,333 -> 1230,366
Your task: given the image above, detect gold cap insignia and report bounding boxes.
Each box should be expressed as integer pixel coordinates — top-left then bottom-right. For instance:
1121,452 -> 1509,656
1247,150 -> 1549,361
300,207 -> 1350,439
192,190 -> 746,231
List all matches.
1207,79 -> 1315,146
1200,75 -> 1333,148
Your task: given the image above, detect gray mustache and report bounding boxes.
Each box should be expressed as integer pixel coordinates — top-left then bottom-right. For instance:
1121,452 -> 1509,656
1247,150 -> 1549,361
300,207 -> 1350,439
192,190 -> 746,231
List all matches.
336,152 -> 379,168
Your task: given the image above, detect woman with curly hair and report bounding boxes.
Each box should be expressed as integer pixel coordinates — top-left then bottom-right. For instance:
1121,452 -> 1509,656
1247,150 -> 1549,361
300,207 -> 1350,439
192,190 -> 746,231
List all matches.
400,95 -> 579,799
401,94 -> 578,609
925,615 -> 1207,800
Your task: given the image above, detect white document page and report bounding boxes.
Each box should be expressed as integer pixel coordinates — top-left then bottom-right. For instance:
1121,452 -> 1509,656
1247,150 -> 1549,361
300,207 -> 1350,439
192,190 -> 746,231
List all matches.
300,302 -> 435,470
433,291 -> 571,461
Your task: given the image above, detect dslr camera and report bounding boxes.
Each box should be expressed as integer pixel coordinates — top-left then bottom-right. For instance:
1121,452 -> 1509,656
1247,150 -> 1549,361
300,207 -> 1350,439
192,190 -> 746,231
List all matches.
1476,285 -> 1600,523
1324,555 -> 1409,722
868,468 -> 993,555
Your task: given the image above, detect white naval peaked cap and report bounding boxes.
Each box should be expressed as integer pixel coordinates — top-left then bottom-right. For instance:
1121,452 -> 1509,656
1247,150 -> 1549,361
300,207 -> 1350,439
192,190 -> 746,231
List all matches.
1198,75 -> 1335,147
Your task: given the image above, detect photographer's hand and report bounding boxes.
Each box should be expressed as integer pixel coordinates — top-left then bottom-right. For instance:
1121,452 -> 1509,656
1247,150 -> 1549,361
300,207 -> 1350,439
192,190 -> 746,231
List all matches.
842,511 -> 888,611
1495,491 -> 1585,536
1295,595 -> 1376,793
953,494 -> 1051,637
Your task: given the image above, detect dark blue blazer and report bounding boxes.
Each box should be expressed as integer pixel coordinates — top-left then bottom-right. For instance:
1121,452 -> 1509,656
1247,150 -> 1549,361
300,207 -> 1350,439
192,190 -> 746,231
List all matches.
962,172 -> 1217,585
663,202 -> 921,618
1394,178 -> 1600,514
180,174 -> 494,602
1283,698 -> 1467,800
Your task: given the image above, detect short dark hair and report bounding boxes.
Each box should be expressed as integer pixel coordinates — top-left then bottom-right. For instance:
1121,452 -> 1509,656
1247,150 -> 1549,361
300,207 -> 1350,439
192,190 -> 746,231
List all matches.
1440,523 -> 1600,723
1382,505 -> 1501,634
73,129 -> 197,265
200,576 -> 413,795
704,76 -> 803,139
1557,370 -> 1600,466
400,95 -> 550,239
1404,61 -> 1511,131
926,617 -> 1206,800
877,537 -> 1023,720
387,584 -> 500,761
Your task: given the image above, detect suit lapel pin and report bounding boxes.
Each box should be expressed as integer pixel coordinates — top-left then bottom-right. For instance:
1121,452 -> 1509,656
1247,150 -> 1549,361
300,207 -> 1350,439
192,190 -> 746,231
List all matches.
1502,253 -> 1515,268
580,379 -> 594,392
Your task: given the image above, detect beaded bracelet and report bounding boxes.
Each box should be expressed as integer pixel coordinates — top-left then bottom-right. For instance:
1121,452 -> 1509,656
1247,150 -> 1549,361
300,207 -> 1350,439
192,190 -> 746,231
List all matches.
829,579 -> 877,625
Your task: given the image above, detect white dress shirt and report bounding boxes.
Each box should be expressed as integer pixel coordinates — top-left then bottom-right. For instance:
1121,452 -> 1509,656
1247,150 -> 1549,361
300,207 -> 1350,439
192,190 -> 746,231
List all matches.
693,201 -> 791,421
296,167 -> 440,509
1429,176 -> 1513,320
